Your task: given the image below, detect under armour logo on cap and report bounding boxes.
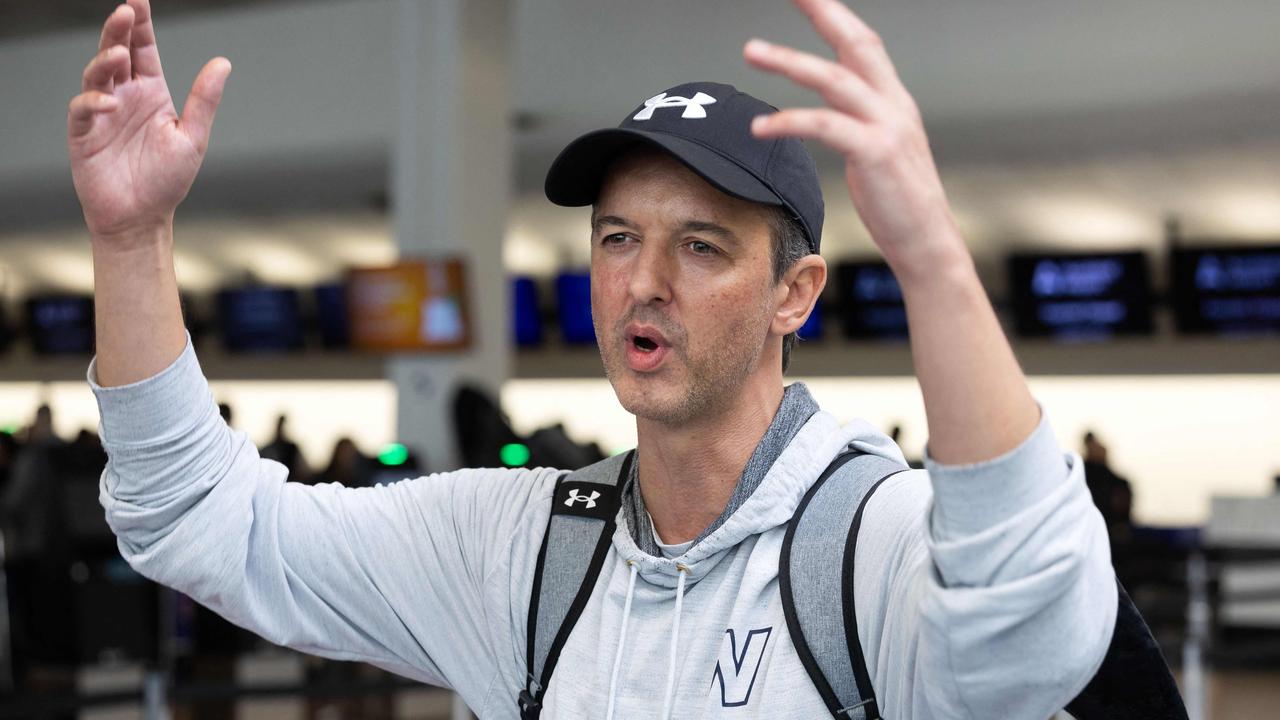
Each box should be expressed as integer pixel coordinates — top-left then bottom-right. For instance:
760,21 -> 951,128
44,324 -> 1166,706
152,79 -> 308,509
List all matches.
545,80 -> 825,255
564,488 -> 601,509
633,91 -> 717,121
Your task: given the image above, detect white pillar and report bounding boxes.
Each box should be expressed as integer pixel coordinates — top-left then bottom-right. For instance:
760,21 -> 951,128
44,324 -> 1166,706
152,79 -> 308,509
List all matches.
390,0 -> 513,474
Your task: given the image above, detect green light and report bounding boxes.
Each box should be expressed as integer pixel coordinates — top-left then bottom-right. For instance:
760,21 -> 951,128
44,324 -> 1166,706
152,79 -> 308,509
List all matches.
0,424 -> 17,435
500,443 -> 531,467
378,443 -> 409,466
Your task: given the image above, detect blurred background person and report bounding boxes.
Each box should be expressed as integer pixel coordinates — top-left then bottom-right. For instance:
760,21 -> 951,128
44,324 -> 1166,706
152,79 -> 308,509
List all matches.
260,413 -> 312,484
1082,431 -> 1137,588
314,437 -> 373,488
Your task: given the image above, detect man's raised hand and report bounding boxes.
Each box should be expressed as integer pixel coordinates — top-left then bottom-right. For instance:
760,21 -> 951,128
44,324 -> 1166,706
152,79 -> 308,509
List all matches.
68,0 -> 231,241
744,0 -> 961,276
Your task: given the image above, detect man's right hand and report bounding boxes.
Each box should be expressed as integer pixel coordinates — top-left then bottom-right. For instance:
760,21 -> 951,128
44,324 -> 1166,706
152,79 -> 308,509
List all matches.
68,0 -> 230,241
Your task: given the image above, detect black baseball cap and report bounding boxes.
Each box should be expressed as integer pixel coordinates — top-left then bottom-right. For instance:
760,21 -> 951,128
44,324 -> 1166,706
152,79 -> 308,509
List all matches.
544,81 -> 824,254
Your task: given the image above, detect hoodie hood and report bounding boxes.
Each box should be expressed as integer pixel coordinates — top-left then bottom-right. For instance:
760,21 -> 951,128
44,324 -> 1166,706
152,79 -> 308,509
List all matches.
611,394 -> 907,590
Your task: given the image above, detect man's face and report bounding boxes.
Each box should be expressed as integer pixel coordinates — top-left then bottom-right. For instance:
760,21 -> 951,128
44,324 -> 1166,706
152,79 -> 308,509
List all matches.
590,150 -> 780,427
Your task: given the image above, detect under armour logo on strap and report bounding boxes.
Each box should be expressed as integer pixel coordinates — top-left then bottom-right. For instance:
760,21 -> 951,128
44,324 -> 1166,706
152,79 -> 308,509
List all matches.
564,489 -> 601,509
633,92 -> 717,121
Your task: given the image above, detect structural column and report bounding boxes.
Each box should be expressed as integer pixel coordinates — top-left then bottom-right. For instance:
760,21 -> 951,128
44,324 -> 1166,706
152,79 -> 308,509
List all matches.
390,0 -> 513,473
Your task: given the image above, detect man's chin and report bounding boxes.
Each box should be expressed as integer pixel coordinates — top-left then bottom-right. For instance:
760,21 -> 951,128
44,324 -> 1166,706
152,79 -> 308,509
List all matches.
609,374 -> 684,423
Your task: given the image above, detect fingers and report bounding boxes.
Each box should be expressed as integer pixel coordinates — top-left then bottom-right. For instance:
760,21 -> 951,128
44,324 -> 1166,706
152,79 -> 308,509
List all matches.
750,107 -> 862,157
68,91 -> 121,138
83,45 -> 130,93
180,58 -> 232,153
744,38 -> 875,119
126,0 -> 164,78
791,0 -> 900,93
98,4 -> 134,55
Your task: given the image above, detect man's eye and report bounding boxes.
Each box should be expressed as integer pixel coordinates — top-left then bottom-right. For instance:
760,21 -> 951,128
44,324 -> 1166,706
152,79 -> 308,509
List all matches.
601,233 -> 629,246
688,240 -> 718,255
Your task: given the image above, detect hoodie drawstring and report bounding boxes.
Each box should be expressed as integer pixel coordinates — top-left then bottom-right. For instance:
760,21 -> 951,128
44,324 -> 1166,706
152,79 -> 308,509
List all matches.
660,563 -> 690,720
605,561 -> 690,720
605,561 -> 639,720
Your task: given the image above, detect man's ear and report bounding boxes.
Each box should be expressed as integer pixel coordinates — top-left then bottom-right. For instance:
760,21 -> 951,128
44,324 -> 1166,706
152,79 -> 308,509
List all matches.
771,254 -> 827,336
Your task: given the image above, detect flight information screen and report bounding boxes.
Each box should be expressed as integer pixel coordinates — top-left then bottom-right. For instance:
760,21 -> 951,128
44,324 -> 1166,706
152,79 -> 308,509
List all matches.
1008,252 -> 1154,339
217,287 -> 304,353
27,296 -> 95,355
1171,245 -> 1280,335
835,261 -> 909,340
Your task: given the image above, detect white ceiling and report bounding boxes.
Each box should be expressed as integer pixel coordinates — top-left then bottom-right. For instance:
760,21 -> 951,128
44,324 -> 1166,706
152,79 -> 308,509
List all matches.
510,0 -> 1280,176
513,0 -> 1280,122
3,0 -> 1280,294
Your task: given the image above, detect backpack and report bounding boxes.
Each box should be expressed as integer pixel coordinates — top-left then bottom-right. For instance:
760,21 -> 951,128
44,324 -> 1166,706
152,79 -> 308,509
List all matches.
517,450 -> 1187,719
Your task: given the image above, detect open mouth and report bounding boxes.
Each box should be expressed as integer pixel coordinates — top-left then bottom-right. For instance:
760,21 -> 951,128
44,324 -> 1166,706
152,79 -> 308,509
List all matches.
633,335 -> 659,353
624,325 -> 671,372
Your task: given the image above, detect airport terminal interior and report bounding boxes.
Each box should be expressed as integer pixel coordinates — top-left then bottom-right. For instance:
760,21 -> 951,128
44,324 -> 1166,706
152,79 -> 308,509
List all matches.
1,0 -> 1279,718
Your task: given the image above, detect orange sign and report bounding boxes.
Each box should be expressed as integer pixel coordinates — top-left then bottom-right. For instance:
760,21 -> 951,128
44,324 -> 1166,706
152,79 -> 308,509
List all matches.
346,258 -> 472,352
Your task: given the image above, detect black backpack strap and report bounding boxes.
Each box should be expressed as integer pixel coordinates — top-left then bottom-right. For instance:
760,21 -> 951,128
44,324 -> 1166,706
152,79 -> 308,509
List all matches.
1064,578 -> 1189,719
518,451 -> 632,720
780,450 -> 910,720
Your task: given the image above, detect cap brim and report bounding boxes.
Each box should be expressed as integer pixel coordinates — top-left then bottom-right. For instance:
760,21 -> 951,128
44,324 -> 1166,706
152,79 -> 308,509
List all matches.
544,128 -> 785,209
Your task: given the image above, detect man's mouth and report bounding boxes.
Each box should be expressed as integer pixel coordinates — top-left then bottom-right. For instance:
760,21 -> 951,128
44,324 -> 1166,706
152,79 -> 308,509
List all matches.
632,335 -> 659,352
624,324 -> 672,372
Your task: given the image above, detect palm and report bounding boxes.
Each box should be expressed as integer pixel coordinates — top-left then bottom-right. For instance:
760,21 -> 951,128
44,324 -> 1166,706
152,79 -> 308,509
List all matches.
67,0 -> 229,239
72,76 -> 198,234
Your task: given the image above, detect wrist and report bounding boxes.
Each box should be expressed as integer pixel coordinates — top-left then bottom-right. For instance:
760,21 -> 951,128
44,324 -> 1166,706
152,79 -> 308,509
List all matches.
89,221 -> 174,254
881,225 -> 975,290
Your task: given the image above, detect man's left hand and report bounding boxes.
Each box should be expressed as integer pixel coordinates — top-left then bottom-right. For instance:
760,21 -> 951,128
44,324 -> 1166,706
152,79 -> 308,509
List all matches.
745,0 -> 961,275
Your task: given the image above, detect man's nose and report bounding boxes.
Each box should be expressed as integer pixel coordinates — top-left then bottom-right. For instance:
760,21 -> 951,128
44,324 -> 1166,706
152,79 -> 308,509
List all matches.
627,242 -> 674,305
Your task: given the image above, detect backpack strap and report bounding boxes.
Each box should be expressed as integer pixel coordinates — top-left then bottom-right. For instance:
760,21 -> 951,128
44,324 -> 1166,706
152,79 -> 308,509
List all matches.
518,451 -> 633,720
1064,579 -> 1189,719
780,450 -> 910,720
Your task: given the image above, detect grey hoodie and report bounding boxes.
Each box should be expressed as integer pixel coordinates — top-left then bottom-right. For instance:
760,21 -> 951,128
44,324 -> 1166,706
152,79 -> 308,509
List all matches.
91,336 -> 1115,719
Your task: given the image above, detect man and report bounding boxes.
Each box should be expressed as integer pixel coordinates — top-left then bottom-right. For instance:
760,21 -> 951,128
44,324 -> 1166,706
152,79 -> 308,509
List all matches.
69,0 -> 1115,717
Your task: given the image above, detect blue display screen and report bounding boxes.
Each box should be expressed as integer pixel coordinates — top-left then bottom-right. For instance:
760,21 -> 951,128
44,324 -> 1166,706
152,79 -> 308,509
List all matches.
797,297 -> 823,341
26,296 -> 95,355
1172,246 -> 1280,335
512,276 -> 544,347
217,287 -> 304,353
836,261 -> 908,339
555,273 -> 595,345
314,284 -> 350,349
1008,252 -> 1153,339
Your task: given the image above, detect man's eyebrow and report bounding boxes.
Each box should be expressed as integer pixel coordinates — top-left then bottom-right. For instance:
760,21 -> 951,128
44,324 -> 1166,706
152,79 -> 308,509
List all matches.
677,220 -> 738,244
592,214 -> 637,233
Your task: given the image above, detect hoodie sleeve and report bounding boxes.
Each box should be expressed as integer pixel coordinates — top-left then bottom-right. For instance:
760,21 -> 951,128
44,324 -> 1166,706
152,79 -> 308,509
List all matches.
854,408 -> 1116,720
90,333 -> 555,700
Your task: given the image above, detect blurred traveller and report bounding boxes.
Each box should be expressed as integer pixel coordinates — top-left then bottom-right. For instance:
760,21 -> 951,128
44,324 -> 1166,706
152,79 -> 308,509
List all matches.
69,1 -> 1115,717
2,405 -> 67,564
1082,431 -> 1135,584
1082,431 -> 1134,534
316,437 -> 372,488
261,414 -> 311,483
1,405 -> 75,692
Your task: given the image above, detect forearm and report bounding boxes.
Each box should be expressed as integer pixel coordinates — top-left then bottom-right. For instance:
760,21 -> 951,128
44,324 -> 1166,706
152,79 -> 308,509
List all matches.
890,236 -> 1039,465
91,223 -> 187,387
